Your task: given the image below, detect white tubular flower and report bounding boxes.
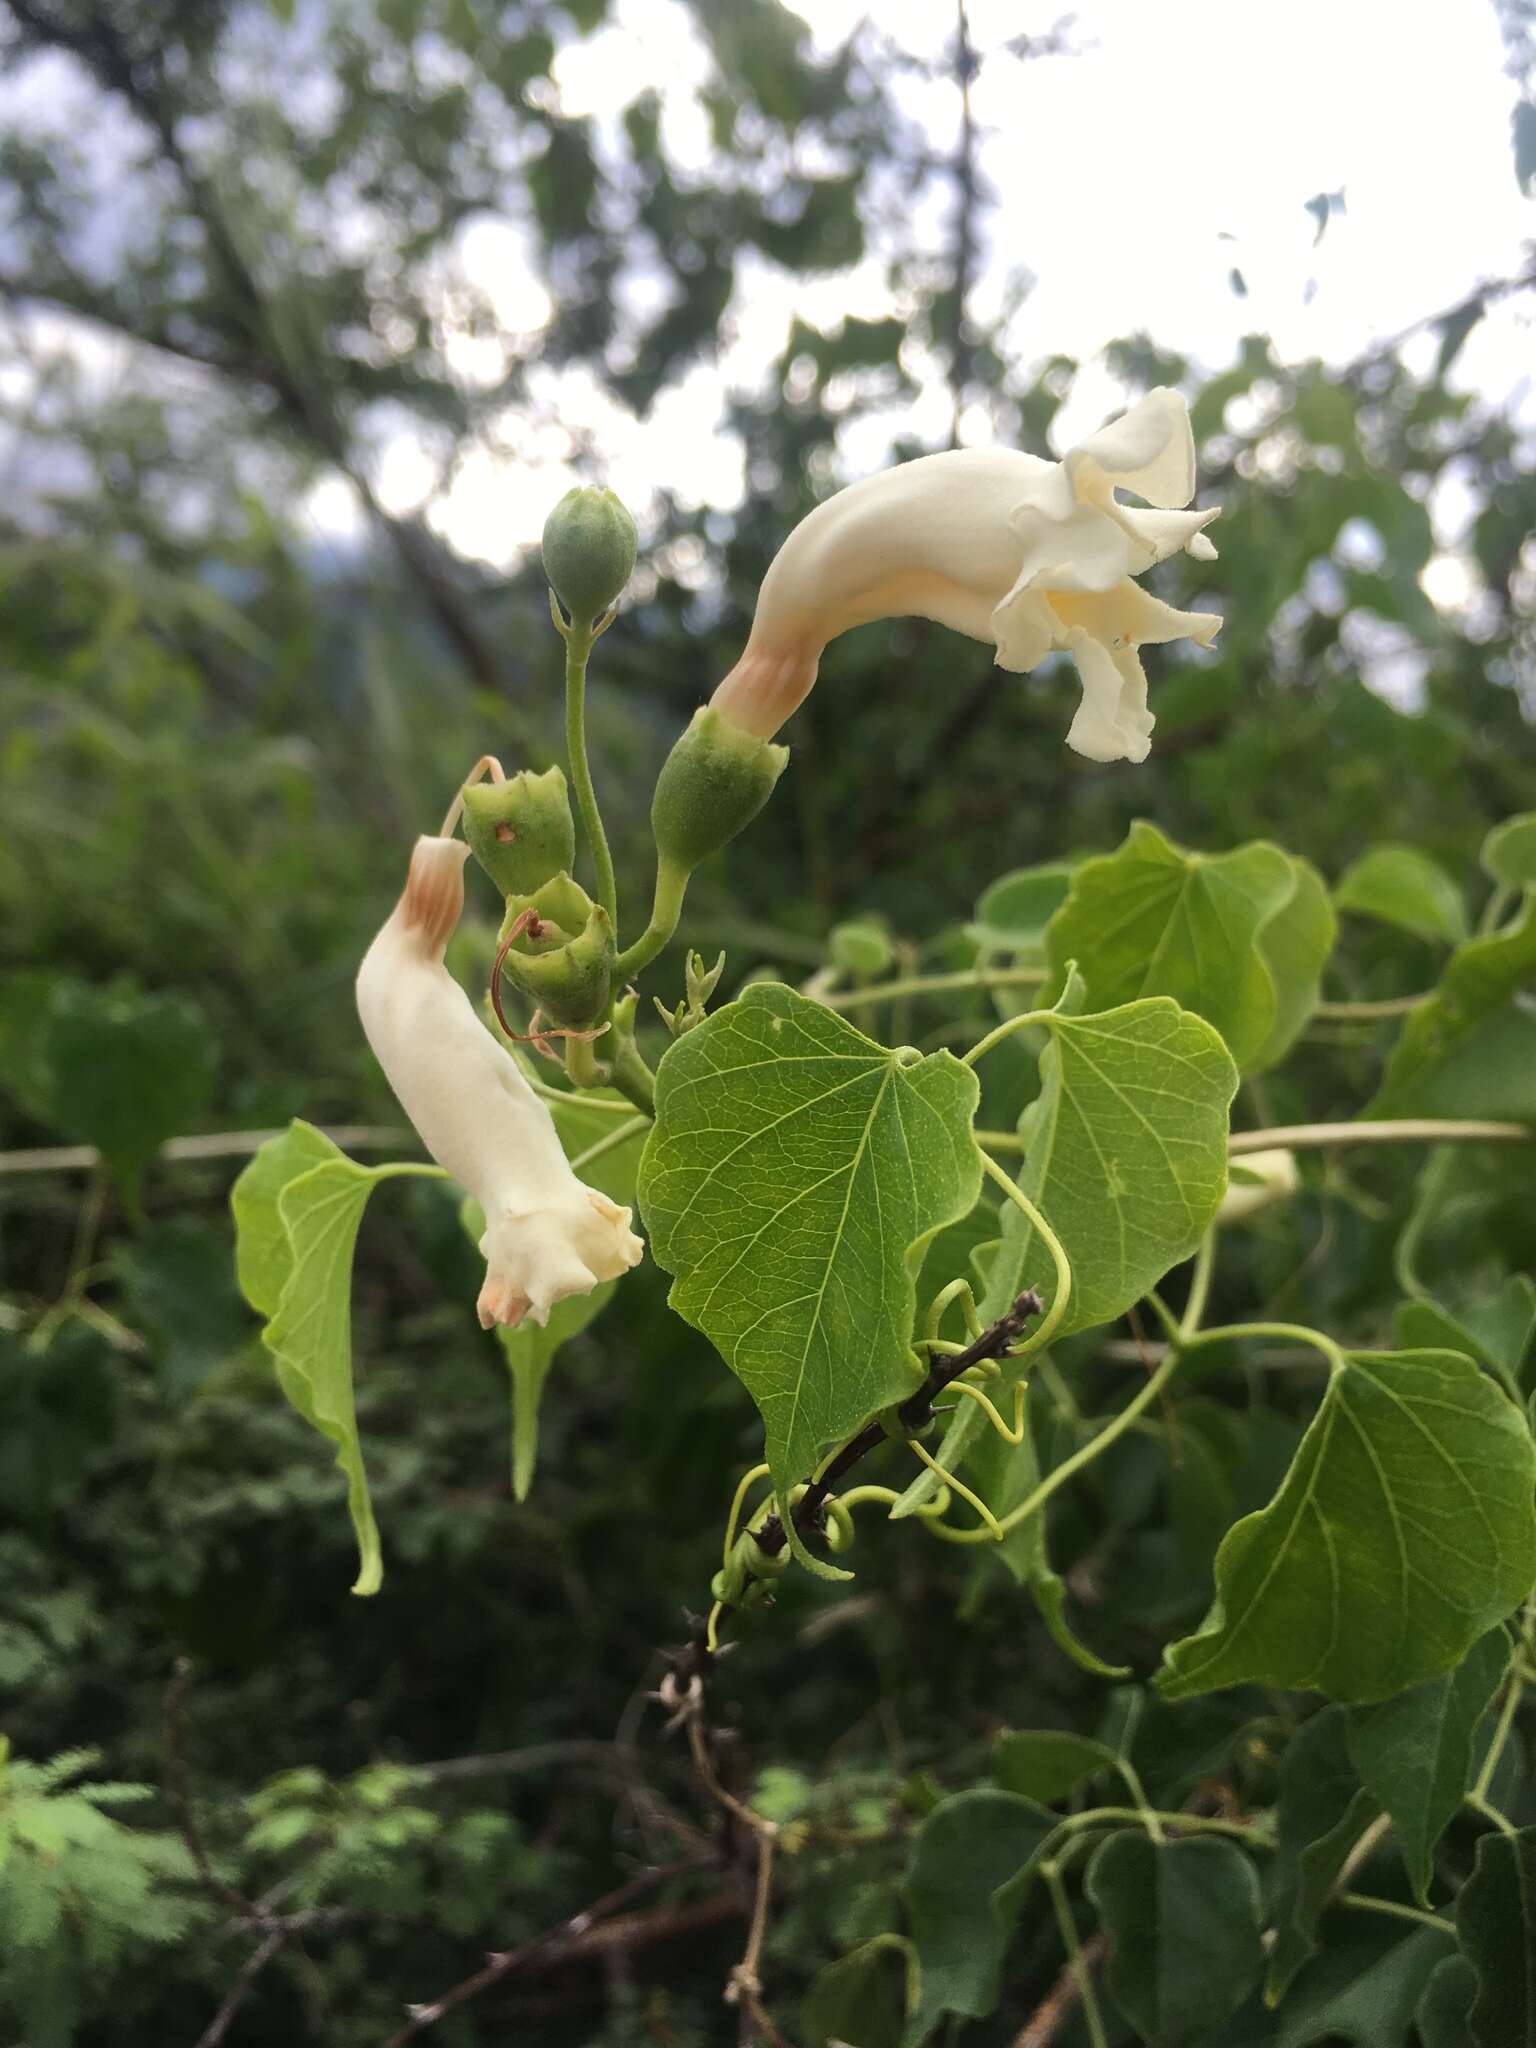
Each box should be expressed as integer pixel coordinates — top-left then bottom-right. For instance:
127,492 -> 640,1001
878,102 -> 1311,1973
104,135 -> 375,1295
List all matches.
356,835 -> 643,1330
1217,1149 -> 1301,1228
709,386 -> 1221,764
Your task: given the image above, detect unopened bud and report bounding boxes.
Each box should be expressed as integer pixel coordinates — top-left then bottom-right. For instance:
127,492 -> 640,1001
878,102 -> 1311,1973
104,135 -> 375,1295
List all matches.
1218,1148 -> 1300,1227
829,919 -> 895,980
463,767 -> 576,897
542,486 -> 637,627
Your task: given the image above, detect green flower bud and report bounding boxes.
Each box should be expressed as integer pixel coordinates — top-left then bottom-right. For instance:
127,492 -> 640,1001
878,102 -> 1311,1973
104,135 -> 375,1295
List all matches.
828,919 -> 895,980
462,767 -> 576,897
651,707 -> 789,877
542,485 -> 637,626
497,872 -> 615,1030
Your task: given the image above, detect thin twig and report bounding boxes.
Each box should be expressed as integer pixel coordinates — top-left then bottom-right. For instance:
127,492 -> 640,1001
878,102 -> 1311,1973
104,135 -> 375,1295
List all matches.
726,1830 -> 784,2048
164,1659 -> 258,1920
1012,1932 -> 1110,2048
194,1926 -> 289,2048
378,1854 -> 719,2048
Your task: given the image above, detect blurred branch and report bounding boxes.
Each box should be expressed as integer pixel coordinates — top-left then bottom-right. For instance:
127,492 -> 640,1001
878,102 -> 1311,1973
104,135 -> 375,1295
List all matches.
164,1658 -> 261,1923
194,1927 -> 289,2048
0,1127 -> 410,1177
378,1853 -> 725,2048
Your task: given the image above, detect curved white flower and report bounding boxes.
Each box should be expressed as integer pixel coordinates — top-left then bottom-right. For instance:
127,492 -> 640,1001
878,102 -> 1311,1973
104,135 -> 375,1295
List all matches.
356,835 -> 643,1329
709,386 -> 1221,764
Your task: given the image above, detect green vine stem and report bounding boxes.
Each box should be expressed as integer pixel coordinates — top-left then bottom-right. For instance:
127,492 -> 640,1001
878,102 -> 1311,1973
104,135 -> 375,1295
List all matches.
820,964 -> 1048,1011
1472,1601 -> 1533,1801
1227,1118 -> 1536,1154
556,601 -> 618,928
978,1117 -> 1536,1159
1040,1859 -> 1109,2048
932,1344 -> 1186,1547
568,1116 -> 650,1175
614,858 -> 689,982
978,1149 -> 1072,1356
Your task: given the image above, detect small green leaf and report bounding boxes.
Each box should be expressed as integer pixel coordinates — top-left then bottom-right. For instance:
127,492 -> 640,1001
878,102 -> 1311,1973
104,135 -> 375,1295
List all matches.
0,970 -> 63,1123
894,998 -> 1233,1528
828,919 -> 896,980
232,1121 -> 347,1317
1368,896 -> 1536,1117
495,1281 -> 613,1502
1267,1707 -> 1382,2000
232,1124 -> 442,1595
1044,821 -> 1297,1069
1345,1627 -> 1509,1903
262,1161 -> 390,1596
1252,857 -> 1336,1069
984,999 -> 1237,1338
1157,1350 -> 1536,1704
1334,845 -> 1469,944
1457,1827 -> 1536,2047
1274,1929 -> 1451,2047
639,984 -> 981,1496
44,983 -> 218,1204
1084,1832 -> 1264,2046
803,1934 -> 918,2048
477,1093 -> 645,1498
1394,1279 -> 1536,1395
1416,1955 -> 1478,2048
966,864 -> 1073,957
993,1730 -> 1118,1805
1481,814 -> 1536,890
964,1390 -> 1129,1678
902,1789 -> 1053,2040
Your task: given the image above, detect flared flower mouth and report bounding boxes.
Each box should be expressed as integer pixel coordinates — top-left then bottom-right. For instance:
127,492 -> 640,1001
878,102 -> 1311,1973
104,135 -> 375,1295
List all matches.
709,386 -> 1221,764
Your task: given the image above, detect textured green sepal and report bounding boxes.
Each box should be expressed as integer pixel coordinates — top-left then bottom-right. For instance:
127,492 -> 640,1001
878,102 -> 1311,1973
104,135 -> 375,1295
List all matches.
650,706 -> 789,876
542,485 -> 637,626
498,873 -> 616,1029
462,768 -> 576,897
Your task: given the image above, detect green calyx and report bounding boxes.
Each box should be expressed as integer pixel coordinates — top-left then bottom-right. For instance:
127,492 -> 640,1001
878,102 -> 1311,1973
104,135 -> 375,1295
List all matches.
497,873 -> 616,1029
542,485 -> 637,628
462,767 -> 576,896
650,707 -> 789,878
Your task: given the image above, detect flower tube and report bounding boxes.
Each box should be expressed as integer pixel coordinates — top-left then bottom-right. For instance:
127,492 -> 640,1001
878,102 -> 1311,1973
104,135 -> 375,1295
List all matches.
356,835 -> 643,1328
709,386 -> 1220,764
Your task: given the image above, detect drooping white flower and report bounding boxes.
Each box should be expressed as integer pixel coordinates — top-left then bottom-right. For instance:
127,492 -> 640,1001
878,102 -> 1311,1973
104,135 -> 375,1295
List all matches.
709,386 -> 1221,764
356,835 -> 643,1329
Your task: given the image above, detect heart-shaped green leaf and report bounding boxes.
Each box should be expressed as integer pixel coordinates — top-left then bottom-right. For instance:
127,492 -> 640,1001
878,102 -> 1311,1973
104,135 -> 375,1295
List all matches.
1157,1349 -> 1536,1704
1084,1831 -> 1264,2046
638,983 -> 981,1493
232,1122 -> 444,1595
1044,821 -> 1305,1069
1334,845 -> 1469,944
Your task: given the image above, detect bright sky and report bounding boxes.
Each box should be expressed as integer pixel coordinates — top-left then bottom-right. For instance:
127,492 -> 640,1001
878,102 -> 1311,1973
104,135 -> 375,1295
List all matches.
315,0 -> 1534,572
